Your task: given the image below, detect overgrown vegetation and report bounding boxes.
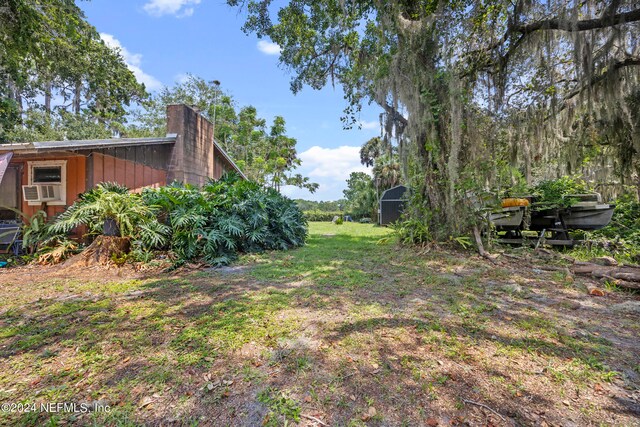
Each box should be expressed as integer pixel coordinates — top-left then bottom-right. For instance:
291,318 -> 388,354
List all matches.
593,193 -> 640,248
44,174 -> 307,267
49,182 -> 169,249
531,177 -> 591,208
142,174 -> 307,266
574,193 -> 640,262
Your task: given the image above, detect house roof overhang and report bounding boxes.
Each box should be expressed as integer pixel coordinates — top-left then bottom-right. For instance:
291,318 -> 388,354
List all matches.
213,139 -> 247,180
0,135 -> 177,155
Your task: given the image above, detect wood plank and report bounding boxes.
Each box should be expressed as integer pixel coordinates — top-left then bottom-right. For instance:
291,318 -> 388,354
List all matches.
134,163 -> 144,191
114,156 -> 127,187
103,154 -> 115,183
76,155 -> 86,194
93,154 -> 104,185
123,158 -> 135,190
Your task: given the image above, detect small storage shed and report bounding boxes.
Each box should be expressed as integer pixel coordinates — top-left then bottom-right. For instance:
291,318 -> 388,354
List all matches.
379,185 -> 407,225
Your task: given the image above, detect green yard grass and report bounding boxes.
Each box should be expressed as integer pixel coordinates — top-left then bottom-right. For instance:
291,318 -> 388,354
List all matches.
0,222 -> 638,426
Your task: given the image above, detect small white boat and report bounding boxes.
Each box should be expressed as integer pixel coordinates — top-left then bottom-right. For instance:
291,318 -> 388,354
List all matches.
489,206 -> 526,230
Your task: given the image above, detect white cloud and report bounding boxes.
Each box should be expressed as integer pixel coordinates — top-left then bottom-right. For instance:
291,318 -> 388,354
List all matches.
257,40 -> 281,55
100,33 -> 163,91
300,145 -> 370,181
174,73 -> 191,84
143,0 -> 201,18
280,146 -> 371,201
359,120 -> 379,131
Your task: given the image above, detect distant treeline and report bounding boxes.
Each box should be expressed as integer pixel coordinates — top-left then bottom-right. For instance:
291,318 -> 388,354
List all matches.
302,210 -> 371,222
294,199 -> 346,212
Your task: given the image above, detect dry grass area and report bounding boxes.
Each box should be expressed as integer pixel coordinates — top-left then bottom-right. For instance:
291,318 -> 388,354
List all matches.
0,222 -> 639,426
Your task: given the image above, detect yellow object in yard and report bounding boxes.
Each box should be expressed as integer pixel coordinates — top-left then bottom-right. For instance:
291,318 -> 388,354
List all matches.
501,198 -> 530,208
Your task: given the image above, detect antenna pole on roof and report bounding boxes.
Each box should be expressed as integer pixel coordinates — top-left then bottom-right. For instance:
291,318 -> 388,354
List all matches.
212,80 -> 221,142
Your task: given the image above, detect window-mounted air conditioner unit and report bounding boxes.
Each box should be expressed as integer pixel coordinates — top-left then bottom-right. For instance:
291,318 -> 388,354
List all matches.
22,185 -> 62,202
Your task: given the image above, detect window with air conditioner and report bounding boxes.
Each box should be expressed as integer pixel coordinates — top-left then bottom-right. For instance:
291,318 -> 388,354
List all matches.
25,160 -> 67,205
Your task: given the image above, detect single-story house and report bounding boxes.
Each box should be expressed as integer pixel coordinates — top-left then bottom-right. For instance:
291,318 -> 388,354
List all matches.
0,104 -> 245,223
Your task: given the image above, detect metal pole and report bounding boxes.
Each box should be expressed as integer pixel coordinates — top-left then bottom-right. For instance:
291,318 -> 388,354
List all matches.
212,80 -> 220,137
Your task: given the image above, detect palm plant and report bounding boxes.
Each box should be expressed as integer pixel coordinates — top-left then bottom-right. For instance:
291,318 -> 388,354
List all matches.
50,182 -> 169,249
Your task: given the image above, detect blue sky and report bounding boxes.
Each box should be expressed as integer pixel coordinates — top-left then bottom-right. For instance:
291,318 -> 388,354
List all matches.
79,0 -> 378,201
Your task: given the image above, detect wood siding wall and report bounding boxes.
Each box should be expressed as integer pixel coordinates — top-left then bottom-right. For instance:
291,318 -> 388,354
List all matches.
89,153 -> 166,191
11,155 -> 86,218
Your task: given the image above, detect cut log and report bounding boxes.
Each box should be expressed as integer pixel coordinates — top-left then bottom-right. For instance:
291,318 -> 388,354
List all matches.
586,284 -> 606,296
572,262 -> 640,290
589,256 -> 618,267
599,276 -> 640,290
612,272 -> 640,282
536,265 -> 571,273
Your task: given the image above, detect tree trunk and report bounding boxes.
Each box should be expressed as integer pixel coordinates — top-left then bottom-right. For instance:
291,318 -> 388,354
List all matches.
73,81 -> 82,115
636,166 -> 640,201
44,81 -> 52,114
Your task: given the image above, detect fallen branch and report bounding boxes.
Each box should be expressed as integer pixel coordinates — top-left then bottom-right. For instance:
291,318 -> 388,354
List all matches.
534,248 -> 576,263
573,264 -> 640,281
473,226 -> 498,264
301,414 -> 329,426
462,399 -> 506,421
500,253 -> 527,262
599,276 -> 640,290
535,265 -> 571,273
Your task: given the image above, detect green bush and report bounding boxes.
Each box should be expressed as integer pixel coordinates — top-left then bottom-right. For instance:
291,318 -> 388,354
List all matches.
142,174 -> 307,266
593,193 -> 640,248
392,219 -> 431,244
48,174 -> 307,267
531,176 -> 591,208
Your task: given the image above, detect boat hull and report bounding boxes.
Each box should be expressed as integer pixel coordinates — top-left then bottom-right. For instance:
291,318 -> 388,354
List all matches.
528,205 -> 615,231
563,205 -> 615,230
490,206 -> 525,230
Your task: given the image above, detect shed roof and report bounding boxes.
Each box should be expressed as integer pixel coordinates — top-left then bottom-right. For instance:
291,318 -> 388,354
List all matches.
380,185 -> 407,201
0,135 -> 177,154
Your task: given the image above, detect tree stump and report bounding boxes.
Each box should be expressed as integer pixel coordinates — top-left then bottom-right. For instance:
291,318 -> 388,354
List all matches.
78,236 -> 130,266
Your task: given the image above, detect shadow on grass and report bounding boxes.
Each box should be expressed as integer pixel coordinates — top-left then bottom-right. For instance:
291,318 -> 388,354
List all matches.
0,228 -> 638,425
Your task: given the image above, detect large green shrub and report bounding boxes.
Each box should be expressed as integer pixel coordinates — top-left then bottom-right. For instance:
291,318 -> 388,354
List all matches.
48,175 -> 307,266
593,193 -> 640,247
142,174 -> 307,266
531,176 -> 592,208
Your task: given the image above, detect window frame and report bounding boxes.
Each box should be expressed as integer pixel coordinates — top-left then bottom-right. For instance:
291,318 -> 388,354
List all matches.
27,160 -> 67,206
